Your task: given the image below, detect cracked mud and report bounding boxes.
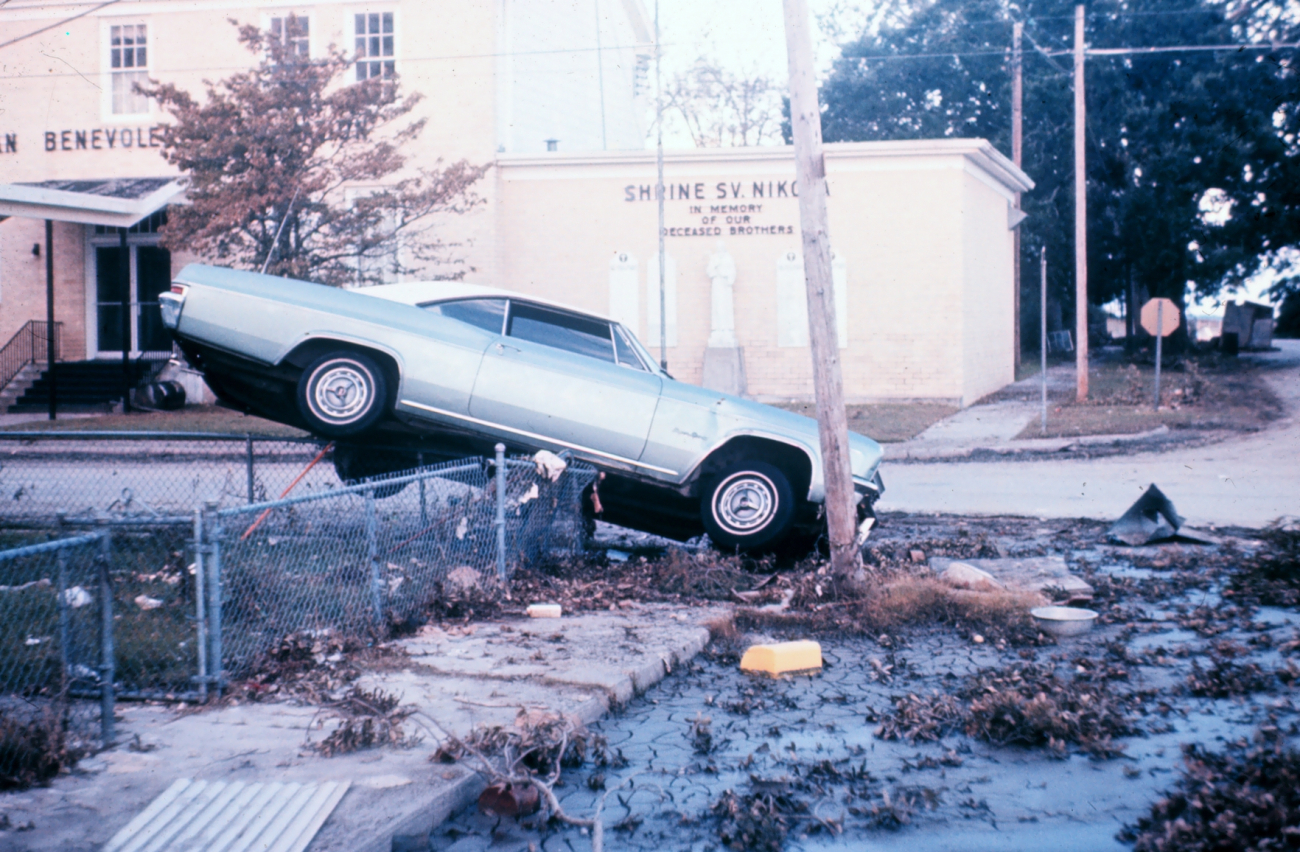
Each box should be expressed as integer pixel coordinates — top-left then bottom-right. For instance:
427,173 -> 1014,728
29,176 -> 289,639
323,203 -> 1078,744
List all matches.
428,516 -> 1300,851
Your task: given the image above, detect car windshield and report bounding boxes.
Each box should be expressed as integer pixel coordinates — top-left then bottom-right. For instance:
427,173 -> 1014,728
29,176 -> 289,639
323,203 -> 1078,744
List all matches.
421,298 -> 506,334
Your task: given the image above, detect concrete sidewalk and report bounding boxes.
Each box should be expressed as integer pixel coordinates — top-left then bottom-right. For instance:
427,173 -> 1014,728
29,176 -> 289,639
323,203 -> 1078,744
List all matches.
881,342 -> 1300,528
2,603 -> 725,852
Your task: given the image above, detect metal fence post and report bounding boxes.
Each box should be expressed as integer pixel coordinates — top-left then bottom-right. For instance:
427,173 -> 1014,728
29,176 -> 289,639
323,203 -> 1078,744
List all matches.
365,488 -> 383,626
96,527 -> 115,746
494,443 -> 507,582
204,501 -> 223,698
246,434 -> 255,504
55,512 -> 71,689
193,507 -> 208,704
417,451 -> 427,525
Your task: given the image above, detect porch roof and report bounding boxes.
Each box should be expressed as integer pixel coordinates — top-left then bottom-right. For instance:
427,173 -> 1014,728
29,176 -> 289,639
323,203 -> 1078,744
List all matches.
0,177 -> 184,228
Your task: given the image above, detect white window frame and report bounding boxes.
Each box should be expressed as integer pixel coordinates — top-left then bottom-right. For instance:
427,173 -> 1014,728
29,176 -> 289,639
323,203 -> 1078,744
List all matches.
347,7 -> 398,81
261,11 -> 317,61
344,185 -> 403,287
100,19 -> 152,121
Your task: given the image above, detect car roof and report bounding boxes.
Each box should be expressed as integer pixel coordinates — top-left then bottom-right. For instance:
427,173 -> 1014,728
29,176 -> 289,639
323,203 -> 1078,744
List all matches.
357,281 -> 614,322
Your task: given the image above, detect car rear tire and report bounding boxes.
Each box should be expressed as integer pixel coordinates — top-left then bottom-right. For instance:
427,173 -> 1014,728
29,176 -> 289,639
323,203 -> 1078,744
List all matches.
297,351 -> 387,437
700,460 -> 796,552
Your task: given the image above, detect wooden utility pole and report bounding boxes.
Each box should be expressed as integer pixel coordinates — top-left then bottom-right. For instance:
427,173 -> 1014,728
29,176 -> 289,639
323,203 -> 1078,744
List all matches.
1073,4 -> 1089,401
1011,21 -> 1023,372
783,0 -> 862,587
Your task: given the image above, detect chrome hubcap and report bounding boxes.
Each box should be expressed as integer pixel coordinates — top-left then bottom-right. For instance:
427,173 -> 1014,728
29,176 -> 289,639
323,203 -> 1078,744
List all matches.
310,363 -> 371,424
714,472 -> 777,534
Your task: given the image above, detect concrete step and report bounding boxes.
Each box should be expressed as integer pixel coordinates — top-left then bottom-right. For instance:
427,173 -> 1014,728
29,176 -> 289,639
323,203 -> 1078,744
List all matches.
0,364 -> 44,413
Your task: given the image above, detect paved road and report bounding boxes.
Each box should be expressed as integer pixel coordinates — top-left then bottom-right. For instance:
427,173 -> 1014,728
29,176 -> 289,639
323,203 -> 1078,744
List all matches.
880,341 -> 1300,528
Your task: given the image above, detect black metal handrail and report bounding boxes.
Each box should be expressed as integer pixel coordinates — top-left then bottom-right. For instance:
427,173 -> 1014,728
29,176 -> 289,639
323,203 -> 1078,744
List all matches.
0,320 -> 62,393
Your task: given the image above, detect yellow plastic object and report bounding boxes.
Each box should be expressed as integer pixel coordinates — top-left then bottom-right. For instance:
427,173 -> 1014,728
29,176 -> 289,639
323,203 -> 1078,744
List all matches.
527,604 -> 562,618
739,640 -> 823,676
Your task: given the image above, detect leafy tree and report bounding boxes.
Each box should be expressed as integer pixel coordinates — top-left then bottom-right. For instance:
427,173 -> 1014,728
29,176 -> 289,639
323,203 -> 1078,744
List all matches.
818,0 -> 1300,345
142,19 -> 487,286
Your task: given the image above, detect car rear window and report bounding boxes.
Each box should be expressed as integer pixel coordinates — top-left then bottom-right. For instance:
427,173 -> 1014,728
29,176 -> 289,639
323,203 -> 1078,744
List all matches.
422,298 -> 506,334
507,302 -> 615,363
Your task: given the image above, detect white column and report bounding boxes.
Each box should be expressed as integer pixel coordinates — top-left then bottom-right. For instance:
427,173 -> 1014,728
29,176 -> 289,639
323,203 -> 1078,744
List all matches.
778,249 -> 847,348
706,241 -> 737,348
608,251 -> 638,330
645,251 -> 677,347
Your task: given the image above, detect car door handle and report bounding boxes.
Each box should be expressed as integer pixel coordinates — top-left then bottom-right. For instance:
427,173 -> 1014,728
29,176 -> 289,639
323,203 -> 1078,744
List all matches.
493,342 -> 522,355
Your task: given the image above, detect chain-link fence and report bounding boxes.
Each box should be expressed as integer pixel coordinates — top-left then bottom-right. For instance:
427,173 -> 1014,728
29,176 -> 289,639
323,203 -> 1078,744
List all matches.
0,434 -> 594,779
0,432 -> 346,522
0,534 -> 109,788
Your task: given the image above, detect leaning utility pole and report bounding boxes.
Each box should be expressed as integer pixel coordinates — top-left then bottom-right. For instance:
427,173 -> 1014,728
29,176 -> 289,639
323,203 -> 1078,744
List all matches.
783,0 -> 863,587
1011,21 -> 1024,371
1073,3 -> 1089,401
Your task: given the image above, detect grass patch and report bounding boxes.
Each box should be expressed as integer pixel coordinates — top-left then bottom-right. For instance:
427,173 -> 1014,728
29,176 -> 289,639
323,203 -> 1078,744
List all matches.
1013,355 -> 1282,439
773,402 -> 959,443
0,405 -> 308,437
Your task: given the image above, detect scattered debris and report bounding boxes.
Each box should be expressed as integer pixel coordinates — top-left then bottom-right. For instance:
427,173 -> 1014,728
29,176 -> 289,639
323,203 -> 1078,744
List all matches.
930,556 -> 1092,602
877,662 -> 1141,758
533,450 -> 568,483
938,562 -> 1003,592
0,707 -> 78,791
527,603 -> 562,619
444,566 -> 482,593
308,687 -> 417,756
1120,729 -> 1300,851
133,594 -> 164,611
1107,484 -> 1215,546
1184,644 -> 1277,698
713,787 -> 809,852
478,780 -> 540,818
739,641 -> 823,677
1030,606 -> 1099,638
58,586 -> 93,608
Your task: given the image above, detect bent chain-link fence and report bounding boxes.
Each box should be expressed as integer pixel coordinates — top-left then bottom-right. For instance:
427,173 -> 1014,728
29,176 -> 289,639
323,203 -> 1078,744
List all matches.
0,534 -> 111,787
0,434 -> 594,775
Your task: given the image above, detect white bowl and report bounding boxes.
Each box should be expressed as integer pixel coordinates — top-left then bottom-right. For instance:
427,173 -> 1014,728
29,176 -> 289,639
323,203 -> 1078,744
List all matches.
1030,606 -> 1099,637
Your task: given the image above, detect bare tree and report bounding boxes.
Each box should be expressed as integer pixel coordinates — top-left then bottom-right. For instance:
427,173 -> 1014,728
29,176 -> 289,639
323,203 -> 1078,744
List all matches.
663,58 -> 785,147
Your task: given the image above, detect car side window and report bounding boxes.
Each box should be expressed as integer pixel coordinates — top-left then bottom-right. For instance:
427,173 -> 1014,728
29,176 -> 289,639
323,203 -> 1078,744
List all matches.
421,298 -> 506,334
507,302 -> 616,364
613,325 -> 647,371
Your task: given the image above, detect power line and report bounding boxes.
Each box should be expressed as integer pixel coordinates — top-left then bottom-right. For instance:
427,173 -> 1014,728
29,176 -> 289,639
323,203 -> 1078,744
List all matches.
0,39 -> 662,83
0,0 -> 121,50
842,39 -> 1297,63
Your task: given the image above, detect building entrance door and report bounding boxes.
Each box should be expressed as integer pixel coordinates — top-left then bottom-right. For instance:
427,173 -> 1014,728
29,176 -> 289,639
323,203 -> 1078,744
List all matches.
92,237 -> 173,357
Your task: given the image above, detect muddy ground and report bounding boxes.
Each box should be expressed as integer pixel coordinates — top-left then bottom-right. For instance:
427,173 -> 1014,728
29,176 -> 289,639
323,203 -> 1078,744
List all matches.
421,513 -> 1300,851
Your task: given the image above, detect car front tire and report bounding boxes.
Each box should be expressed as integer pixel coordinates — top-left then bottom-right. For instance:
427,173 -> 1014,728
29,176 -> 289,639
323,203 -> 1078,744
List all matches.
297,351 -> 387,437
700,460 -> 796,552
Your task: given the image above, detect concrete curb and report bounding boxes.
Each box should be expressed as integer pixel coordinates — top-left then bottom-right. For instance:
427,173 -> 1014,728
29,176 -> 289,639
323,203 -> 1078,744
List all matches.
890,424 -> 1172,461
315,612 -> 721,852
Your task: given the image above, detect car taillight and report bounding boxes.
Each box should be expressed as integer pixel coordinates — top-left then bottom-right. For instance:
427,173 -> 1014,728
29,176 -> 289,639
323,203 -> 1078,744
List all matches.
170,284 -> 188,295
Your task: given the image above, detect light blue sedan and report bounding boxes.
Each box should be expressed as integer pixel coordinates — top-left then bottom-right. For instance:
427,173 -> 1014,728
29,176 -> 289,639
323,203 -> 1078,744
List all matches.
161,264 -> 884,551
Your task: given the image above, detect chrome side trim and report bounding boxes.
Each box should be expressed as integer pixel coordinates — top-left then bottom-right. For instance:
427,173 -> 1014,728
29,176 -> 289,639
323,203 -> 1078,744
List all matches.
399,399 -> 680,476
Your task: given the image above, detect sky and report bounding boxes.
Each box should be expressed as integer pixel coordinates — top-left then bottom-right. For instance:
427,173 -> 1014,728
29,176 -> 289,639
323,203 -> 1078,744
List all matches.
654,0 -> 853,79
647,0 -> 1289,309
